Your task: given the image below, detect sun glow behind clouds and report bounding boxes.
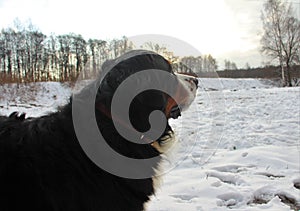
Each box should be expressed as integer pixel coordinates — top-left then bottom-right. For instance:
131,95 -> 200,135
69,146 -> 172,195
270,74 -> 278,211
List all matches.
0,0 -> 261,63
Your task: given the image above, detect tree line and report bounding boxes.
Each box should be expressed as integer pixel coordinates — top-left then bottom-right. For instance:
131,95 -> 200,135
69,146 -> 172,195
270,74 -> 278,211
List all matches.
140,42 -> 219,73
0,23 -> 134,82
0,22 -> 221,83
3,0 -> 298,86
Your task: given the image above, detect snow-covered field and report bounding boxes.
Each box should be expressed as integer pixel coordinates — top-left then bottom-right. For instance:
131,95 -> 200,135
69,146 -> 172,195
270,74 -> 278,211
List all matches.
0,79 -> 299,210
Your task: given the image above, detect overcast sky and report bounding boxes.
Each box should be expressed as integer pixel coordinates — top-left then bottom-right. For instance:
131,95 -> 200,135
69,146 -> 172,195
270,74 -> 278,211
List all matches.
0,0 -> 299,69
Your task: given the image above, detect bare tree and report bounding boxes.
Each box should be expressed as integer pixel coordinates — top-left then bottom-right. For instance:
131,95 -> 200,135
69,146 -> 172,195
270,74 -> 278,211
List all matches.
245,62 -> 251,70
57,35 -> 72,80
88,39 -> 97,73
2,29 -> 13,75
224,59 -> 237,70
261,0 -> 300,86
205,54 -> 218,72
181,56 -> 203,73
71,34 -> 87,74
140,42 -> 178,63
141,42 -> 166,55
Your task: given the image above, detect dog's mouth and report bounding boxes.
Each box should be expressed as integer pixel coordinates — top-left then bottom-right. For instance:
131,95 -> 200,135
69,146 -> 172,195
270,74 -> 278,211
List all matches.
169,105 -> 181,119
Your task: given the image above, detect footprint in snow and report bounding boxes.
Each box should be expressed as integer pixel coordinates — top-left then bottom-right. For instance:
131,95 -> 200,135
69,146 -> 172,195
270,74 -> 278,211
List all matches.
216,192 -> 244,207
212,164 -> 253,173
207,171 -> 247,186
293,178 -> 300,190
170,194 -> 198,202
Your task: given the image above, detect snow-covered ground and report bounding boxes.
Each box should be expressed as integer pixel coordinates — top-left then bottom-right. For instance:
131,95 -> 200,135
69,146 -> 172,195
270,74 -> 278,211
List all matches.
0,79 -> 299,210
0,82 -> 71,117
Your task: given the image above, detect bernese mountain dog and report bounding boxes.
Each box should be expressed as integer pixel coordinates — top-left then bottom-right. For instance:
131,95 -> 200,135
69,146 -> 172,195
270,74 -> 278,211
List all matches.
0,50 -> 198,211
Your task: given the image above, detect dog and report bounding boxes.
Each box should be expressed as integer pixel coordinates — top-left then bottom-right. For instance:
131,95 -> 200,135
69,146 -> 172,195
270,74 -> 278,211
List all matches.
0,50 -> 198,211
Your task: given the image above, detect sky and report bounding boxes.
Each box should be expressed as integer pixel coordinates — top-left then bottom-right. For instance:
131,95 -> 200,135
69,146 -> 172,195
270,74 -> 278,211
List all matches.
0,0 -> 299,69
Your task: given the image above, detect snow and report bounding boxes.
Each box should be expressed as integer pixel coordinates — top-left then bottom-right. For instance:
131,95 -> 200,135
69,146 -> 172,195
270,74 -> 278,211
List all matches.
0,82 -> 71,117
0,78 -> 299,210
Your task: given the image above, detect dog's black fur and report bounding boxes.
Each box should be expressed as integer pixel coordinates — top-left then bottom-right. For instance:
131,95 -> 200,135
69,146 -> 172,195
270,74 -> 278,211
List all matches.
0,50 -> 196,211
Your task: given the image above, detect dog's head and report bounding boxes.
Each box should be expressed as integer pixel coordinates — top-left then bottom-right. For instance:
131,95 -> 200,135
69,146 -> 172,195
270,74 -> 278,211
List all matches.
91,50 -> 198,154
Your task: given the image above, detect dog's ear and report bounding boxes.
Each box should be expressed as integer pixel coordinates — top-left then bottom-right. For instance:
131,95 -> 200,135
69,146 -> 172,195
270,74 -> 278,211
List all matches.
135,90 -> 167,109
129,90 -> 168,133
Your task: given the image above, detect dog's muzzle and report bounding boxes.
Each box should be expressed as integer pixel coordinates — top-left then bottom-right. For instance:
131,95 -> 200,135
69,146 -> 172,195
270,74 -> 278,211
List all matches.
166,73 -> 198,119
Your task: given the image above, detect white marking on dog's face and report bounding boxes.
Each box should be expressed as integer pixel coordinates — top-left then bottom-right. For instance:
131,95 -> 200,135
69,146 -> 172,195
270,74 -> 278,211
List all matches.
175,73 -> 198,112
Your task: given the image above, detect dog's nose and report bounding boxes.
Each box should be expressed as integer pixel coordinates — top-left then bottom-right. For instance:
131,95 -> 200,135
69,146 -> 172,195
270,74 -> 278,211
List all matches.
192,78 -> 198,88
